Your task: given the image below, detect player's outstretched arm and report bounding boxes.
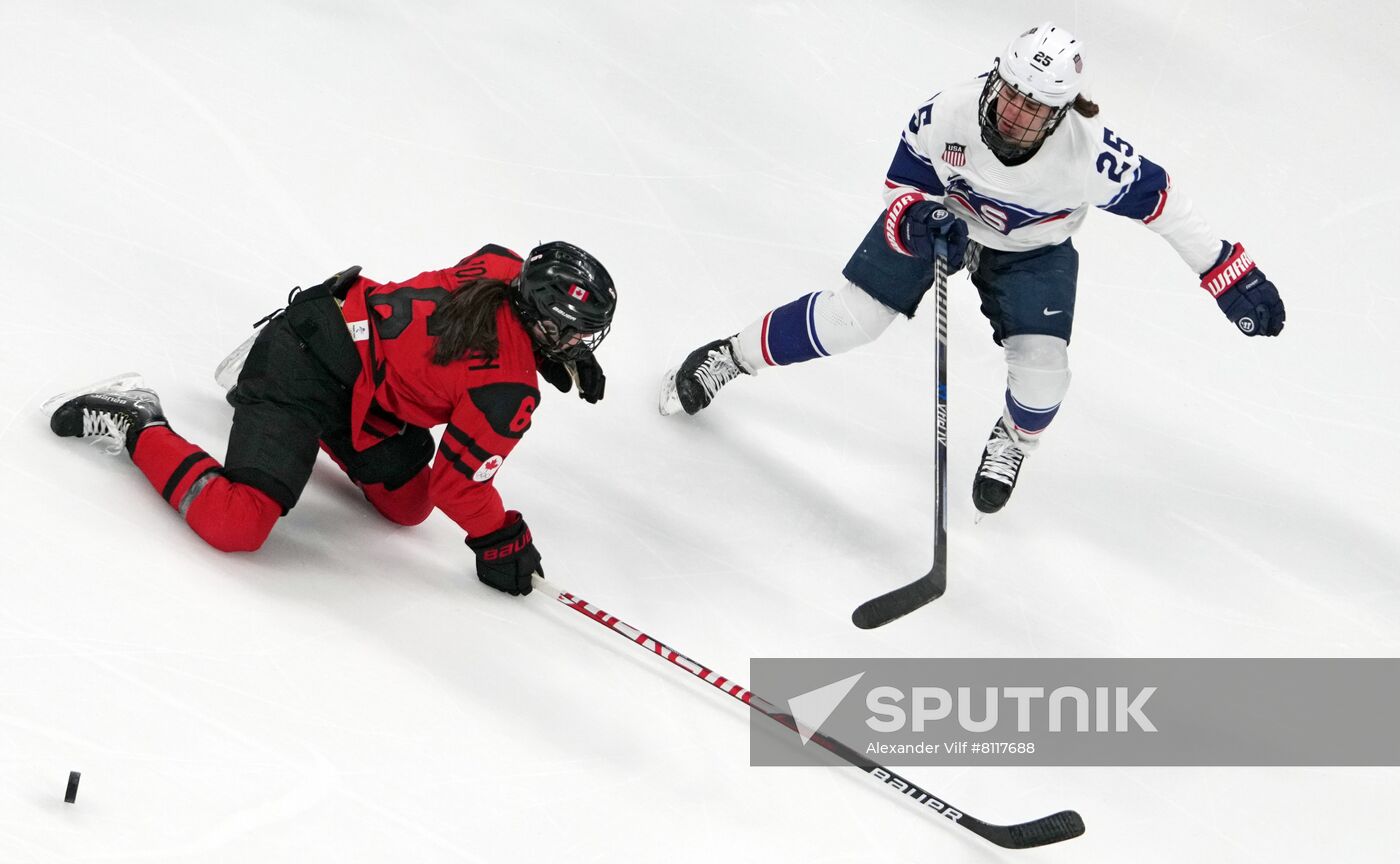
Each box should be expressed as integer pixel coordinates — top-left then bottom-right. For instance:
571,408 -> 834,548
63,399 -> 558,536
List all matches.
1089,130 -> 1283,337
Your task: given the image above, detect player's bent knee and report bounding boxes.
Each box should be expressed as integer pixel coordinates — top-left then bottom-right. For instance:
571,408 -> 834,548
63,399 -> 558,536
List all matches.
185,478 -> 282,552
362,469 -> 433,526
1004,334 -> 1071,406
1004,333 -> 1070,371
833,280 -> 899,341
802,281 -> 900,357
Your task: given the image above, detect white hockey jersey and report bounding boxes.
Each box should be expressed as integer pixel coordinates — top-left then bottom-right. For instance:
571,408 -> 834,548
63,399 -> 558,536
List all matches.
884,77 -> 1223,274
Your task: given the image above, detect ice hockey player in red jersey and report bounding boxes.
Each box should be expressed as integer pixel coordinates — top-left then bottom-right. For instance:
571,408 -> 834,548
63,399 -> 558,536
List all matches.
658,22 -> 1285,515
47,242 -> 616,597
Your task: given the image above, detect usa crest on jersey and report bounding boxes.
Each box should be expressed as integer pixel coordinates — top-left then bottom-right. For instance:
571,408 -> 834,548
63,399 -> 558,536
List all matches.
943,142 -> 966,167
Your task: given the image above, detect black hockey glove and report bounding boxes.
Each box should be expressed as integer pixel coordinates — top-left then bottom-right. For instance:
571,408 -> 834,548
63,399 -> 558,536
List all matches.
537,357 -> 572,394
466,511 -> 542,596
537,356 -> 606,403
885,193 -> 969,271
574,355 -> 605,403
1200,241 -> 1285,337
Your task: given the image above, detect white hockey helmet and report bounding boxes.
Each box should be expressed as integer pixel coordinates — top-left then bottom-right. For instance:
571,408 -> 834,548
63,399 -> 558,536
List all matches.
978,23 -> 1085,162
999,22 -> 1084,108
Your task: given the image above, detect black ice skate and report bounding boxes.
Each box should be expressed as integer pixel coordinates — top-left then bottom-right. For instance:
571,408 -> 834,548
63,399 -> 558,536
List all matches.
972,418 -> 1028,514
46,374 -> 167,457
658,337 -> 750,416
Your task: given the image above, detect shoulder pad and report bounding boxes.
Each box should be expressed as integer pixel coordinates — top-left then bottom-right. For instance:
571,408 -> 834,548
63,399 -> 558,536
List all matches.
454,245 -> 525,284
468,382 -> 541,439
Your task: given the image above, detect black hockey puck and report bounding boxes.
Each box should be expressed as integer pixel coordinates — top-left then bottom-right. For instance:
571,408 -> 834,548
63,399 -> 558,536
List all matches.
64,771 -> 80,804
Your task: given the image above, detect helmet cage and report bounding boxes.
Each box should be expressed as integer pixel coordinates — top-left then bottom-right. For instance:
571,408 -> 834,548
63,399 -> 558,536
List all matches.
525,317 -> 611,361
977,64 -> 1070,162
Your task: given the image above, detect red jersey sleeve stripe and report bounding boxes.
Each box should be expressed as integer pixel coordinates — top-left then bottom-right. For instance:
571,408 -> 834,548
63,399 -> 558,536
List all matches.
437,441 -> 481,478
1143,177 -> 1171,224
442,424 -> 494,464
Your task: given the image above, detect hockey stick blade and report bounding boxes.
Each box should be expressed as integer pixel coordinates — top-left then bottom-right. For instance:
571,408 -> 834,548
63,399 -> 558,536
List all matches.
968,809 -> 1086,849
851,557 -> 946,629
779,711 -> 1082,848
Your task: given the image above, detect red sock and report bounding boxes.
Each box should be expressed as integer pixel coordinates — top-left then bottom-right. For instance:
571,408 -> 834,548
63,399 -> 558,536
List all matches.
131,427 -> 280,552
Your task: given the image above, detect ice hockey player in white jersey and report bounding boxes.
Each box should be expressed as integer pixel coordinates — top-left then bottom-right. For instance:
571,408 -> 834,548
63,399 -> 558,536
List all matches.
658,22 -> 1285,514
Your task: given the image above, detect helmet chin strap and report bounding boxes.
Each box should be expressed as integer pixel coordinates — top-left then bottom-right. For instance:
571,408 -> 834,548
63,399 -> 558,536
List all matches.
562,360 -> 581,389
988,121 -> 1046,164
528,321 -> 563,356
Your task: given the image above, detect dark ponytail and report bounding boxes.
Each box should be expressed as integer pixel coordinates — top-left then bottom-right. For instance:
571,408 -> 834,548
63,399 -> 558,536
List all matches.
429,278 -> 513,365
1073,94 -> 1100,117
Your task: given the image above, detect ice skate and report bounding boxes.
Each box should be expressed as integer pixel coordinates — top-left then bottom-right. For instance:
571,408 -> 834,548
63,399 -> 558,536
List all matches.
41,372 -> 147,417
47,375 -> 167,456
658,337 -> 750,416
972,417 -> 1028,515
215,331 -> 259,393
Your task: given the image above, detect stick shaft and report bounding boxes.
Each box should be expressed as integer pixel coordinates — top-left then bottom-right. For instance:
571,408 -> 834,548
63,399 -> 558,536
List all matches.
849,250 -> 949,628
540,582 -> 1075,847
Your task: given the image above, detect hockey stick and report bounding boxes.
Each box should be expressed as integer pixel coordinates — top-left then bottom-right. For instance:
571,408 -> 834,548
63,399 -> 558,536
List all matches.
536,577 -> 1084,849
852,244 -> 949,628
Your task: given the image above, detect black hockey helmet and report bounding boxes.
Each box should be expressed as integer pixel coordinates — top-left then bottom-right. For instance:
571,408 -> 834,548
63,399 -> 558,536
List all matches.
512,241 -> 617,361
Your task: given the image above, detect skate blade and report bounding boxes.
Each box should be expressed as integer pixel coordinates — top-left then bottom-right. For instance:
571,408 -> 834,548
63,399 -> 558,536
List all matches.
657,367 -> 683,416
214,331 -> 259,392
41,372 -> 146,417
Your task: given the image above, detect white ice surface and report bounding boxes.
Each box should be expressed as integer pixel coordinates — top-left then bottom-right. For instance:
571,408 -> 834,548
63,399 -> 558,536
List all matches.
2,1 -> 1398,862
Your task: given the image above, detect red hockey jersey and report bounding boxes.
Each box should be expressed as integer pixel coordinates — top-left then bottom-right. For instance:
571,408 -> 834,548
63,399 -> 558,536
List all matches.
337,244 -> 539,537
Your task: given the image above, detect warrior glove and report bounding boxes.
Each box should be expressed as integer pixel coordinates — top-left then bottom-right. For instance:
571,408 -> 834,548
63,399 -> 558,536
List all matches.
1200,241 -> 1285,337
884,193 -> 969,271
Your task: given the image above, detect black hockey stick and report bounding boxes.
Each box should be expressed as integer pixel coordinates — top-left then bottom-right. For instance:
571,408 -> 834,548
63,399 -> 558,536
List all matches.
537,577 -> 1085,849
852,246 -> 949,628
